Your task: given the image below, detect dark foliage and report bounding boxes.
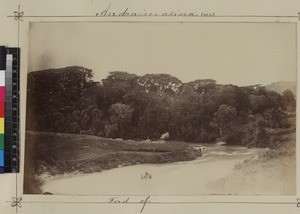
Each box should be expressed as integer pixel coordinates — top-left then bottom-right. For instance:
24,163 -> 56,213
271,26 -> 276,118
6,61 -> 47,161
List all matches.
26,67 -> 296,148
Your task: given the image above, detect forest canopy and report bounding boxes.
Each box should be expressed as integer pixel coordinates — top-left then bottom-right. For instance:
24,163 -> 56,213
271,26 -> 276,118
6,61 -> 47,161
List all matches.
26,66 -> 296,148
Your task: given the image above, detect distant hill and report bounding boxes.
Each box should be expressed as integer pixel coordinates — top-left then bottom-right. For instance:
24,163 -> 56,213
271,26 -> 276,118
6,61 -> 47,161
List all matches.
265,81 -> 296,95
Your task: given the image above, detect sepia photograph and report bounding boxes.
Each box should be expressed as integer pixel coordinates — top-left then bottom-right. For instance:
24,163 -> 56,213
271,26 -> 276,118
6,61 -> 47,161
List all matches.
24,22 -> 296,196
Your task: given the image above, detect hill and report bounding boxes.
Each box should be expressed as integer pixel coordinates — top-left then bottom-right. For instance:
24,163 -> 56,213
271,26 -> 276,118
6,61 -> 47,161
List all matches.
265,81 -> 296,94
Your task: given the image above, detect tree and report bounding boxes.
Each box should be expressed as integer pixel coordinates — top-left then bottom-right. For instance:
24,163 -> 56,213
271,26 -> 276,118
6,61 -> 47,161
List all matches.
26,67 -> 293,148
211,104 -> 237,136
282,89 -> 296,113
249,94 -> 269,113
122,90 -> 149,133
26,66 -> 94,131
109,103 -> 134,137
179,83 -> 197,97
188,79 -> 216,94
139,74 -> 182,96
212,85 -> 251,115
139,94 -> 172,139
101,71 -> 140,107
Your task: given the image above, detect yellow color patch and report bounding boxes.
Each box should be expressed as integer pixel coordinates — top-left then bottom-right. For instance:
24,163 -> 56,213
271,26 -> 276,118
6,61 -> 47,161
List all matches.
0,118 -> 4,133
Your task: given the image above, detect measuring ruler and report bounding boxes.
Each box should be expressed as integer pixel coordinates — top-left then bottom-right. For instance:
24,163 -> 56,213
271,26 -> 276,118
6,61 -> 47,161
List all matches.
0,47 -> 20,173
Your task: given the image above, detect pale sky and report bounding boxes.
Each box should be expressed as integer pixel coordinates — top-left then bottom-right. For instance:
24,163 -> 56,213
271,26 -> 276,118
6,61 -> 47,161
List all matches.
28,22 -> 296,86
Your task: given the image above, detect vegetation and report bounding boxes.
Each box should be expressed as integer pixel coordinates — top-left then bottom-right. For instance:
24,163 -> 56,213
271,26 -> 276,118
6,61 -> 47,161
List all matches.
24,66 -> 296,194
24,131 -> 201,194
26,66 -> 296,148
209,128 -> 296,195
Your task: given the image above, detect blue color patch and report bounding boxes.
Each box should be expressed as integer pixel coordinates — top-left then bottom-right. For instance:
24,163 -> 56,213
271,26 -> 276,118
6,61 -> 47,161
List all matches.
0,150 -> 3,166
0,167 -> 3,173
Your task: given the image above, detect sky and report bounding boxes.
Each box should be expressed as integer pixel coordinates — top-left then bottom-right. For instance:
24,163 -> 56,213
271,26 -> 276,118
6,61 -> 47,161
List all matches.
28,22 -> 296,86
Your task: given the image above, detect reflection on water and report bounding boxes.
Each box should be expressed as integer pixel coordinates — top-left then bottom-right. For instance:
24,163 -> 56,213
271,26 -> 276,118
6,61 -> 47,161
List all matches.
42,143 -> 267,195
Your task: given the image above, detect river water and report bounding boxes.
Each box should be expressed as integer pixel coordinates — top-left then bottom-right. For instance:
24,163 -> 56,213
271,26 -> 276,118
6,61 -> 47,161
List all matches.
42,143 -> 267,195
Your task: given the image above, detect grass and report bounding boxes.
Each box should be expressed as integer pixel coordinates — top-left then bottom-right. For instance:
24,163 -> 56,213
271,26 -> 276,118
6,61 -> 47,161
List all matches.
209,127 -> 296,195
24,131 -> 201,194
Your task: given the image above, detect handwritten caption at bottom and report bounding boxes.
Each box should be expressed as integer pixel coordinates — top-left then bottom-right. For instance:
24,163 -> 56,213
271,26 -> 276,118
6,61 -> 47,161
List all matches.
108,196 -> 151,213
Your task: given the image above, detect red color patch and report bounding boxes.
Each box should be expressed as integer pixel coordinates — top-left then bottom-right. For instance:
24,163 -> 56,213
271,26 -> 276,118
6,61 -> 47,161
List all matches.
0,102 -> 3,117
0,87 -> 4,102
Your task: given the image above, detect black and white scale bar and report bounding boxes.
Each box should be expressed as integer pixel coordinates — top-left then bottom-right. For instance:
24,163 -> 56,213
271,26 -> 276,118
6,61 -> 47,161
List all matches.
4,48 -> 20,173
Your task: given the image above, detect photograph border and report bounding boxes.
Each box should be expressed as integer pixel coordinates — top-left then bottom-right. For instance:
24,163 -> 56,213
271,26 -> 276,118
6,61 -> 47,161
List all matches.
3,3 -> 300,213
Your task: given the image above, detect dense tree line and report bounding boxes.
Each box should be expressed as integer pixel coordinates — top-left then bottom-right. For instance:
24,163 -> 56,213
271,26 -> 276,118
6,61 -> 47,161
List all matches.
26,66 -> 296,147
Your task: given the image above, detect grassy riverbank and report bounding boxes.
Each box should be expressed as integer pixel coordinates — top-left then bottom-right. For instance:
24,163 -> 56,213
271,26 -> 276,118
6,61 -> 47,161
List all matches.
208,130 -> 296,195
24,131 -> 202,194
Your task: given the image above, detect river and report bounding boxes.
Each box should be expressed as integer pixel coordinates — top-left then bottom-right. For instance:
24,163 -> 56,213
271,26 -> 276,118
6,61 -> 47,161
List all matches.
42,143 -> 268,195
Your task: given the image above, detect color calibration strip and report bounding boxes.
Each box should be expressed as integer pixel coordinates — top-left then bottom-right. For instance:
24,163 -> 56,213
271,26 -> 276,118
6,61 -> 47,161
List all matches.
0,47 -> 5,173
0,46 -> 20,173
5,48 -> 20,173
